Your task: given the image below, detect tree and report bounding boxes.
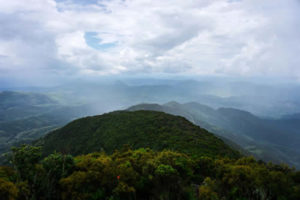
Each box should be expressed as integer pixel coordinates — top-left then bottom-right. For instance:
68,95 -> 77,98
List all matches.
0,178 -> 18,200
41,152 -> 75,200
11,145 -> 42,182
198,178 -> 219,200
11,145 -> 42,200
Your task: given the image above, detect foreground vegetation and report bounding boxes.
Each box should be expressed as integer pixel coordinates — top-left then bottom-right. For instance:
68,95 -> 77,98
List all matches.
1,111 -> 299,199
1,145 -> 300,200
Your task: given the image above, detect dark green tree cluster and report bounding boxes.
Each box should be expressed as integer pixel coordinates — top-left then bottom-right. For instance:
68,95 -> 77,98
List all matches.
195,157 -> 300,199
41,111 -> 240,159
1,145 -> 300,200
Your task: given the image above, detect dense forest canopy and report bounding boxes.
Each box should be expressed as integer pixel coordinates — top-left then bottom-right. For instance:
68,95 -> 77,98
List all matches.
39,111 -> 240,159
0,145 -> 300,200
1,111 -> 300,199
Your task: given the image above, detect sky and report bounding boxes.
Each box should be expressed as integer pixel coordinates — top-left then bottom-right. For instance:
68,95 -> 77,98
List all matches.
0,0 -> 300,86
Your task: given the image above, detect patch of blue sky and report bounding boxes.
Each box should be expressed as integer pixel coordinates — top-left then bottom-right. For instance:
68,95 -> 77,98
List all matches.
227,0 -> 242,3
55,0 -> 100,5
84,32 -> 117,51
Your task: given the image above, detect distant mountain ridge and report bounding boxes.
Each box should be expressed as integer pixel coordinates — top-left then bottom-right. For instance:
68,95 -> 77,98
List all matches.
0,91 -> 99,164
128,102 -> 300,168
0,91 -> 58,122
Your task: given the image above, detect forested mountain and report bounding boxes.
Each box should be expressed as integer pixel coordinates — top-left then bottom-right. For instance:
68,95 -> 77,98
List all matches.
2,89 -> 299,169
128,102 -> 300,168
2,89 -> 299,168
0,112 -> 299,200
39,110 -> 240,159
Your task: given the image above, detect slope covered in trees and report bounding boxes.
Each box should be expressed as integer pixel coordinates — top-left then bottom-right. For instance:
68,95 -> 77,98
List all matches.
1,111 -> 300,199
40,110 -> 240,159
1,145 -> 300,200
128,102 -> 300,168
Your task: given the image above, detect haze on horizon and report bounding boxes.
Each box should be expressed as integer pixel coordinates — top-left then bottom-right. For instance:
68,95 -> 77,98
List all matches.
0,0 -> 300,87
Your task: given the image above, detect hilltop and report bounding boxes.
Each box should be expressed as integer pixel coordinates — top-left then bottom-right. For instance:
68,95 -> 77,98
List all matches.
40,110 -> 240,158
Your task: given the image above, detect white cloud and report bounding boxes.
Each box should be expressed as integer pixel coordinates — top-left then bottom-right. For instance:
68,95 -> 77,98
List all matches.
0,0 -> 300,82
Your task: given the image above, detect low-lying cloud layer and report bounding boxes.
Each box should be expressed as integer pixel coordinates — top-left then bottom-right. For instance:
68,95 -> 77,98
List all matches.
0,0 -> 300,85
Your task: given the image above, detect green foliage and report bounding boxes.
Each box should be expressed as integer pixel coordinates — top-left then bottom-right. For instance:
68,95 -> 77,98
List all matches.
198,178 -> 219,200
41,152 -> 75,200
41,111 -> 240,159
129,102 -> 300,169
59,148 -> 194,200
2,110 -> 300,199
155,164 -> 177,177
10,145 -> 43,200
0,178 -> 18,200
2,145 -> 300,200
11,145 -> 42,182
207,156 -> 298,200
0,166 -> 16,182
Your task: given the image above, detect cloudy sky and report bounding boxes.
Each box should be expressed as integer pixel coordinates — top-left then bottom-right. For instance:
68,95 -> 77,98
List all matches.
0,0 -> 300,85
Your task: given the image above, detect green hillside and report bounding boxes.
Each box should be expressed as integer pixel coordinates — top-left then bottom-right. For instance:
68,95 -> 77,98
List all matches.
128,102 -> 300,168
2,110 -> 300,200
40,110 -> 240,158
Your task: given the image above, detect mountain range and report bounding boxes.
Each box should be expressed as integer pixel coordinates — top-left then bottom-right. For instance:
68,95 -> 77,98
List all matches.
1,88 -> 300,169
